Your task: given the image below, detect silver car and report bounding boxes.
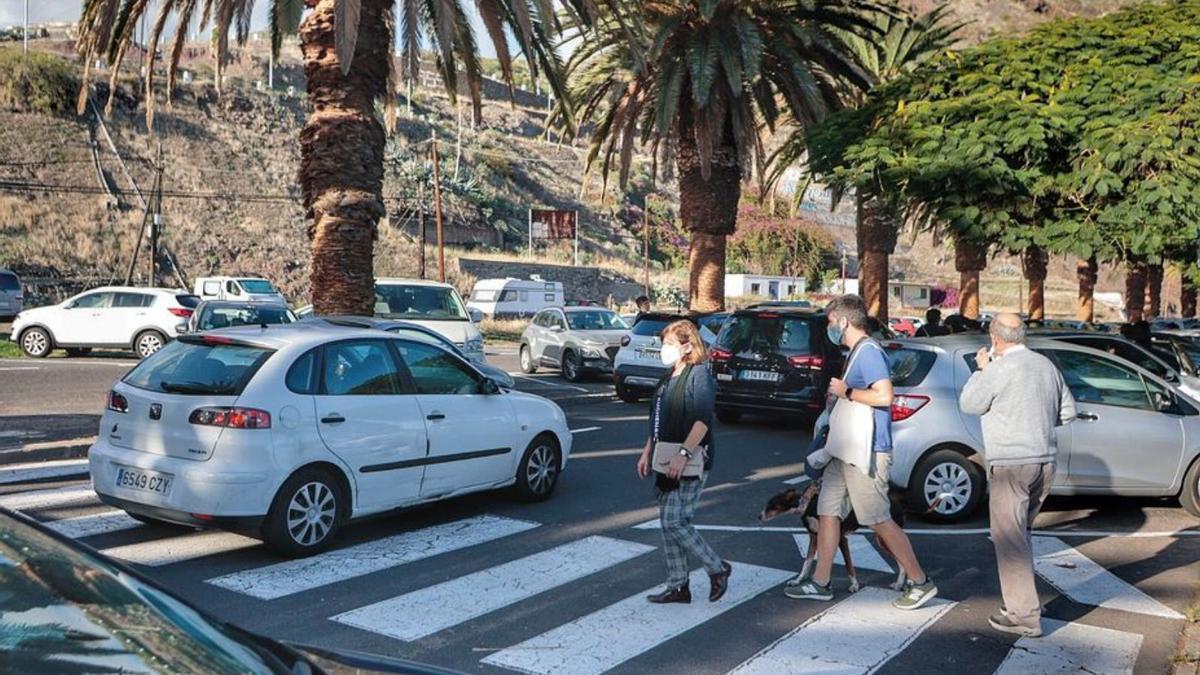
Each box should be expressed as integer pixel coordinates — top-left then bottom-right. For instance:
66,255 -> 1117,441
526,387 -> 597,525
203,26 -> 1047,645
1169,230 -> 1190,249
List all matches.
0,269 -> 22,320
520,307 -> 629,382
888,335 -> 1200,522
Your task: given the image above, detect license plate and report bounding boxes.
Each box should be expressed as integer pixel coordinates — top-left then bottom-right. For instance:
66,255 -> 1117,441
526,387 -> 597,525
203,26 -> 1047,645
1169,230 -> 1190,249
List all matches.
636,348 -> 660,360
115,465 -> 174,497
739,370 -> 780,382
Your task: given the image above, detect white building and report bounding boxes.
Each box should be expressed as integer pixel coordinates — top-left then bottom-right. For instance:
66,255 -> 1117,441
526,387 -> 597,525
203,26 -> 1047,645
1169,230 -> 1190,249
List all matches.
826,279 -> 933,310
725,274 -> 807,301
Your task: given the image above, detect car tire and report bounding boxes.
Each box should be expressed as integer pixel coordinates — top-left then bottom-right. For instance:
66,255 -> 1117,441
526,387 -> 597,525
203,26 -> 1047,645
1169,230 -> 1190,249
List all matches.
519,344 -> 538,374
615,378 -> 641,403
561,350 -> 582,382
514,434 -> 562,502
908,449 -> 985,523
1181,458 -> 1200,518
19,327 -> 52,358
262,467 -> 347,557
716,407 -> 742,424
65,347 -> 92,357
133,330 -> 166,359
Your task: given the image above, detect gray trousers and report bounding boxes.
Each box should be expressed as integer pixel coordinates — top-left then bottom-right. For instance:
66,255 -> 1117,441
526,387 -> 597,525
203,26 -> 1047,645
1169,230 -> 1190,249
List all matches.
989,462 -> 1054,630
659,472 -> 724,588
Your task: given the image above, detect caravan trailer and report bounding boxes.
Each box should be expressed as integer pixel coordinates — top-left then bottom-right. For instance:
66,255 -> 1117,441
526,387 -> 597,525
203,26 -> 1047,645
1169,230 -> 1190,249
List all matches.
467,278 -> 565,319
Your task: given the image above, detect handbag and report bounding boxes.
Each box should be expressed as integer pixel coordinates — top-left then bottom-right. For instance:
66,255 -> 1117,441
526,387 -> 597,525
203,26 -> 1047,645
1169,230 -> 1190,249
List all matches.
652,442 -> 707,478
823,340 -> 878,473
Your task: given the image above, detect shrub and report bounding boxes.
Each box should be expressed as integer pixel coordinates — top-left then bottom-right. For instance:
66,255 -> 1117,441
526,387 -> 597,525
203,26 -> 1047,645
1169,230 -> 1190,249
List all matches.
0,47 -> 79,116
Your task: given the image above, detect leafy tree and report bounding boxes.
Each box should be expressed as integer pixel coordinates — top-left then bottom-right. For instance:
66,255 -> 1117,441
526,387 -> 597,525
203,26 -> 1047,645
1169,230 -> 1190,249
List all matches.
727,201 -> 834,291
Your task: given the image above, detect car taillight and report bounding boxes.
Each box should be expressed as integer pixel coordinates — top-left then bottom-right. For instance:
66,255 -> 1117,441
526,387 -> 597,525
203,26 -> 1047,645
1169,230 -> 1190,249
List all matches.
710,347 -> 732,362
168,307 -> 194,318
620,335 -> 630,347
891,394 -> 930,422
189,407 -> 271,429
107,390 -> 128,413
788,354 -> 824,369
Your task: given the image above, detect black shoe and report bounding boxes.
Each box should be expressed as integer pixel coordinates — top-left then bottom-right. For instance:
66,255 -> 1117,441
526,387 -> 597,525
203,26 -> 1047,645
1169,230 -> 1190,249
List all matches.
647,584 -> 691,604
709,561 -> 732,602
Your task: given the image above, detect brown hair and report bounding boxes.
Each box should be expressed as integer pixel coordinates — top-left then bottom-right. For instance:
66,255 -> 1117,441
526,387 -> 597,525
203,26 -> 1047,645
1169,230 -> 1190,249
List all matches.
661,319 -> 709,365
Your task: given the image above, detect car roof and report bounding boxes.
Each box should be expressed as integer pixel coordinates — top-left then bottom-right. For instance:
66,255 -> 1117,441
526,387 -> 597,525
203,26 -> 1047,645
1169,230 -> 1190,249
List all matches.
198,299 -> 288,308
375,278 -> 454,289
733,306 -> 823,316
197,321 -> 396,350
561,305 -> 616,313
82,286 -> 186,295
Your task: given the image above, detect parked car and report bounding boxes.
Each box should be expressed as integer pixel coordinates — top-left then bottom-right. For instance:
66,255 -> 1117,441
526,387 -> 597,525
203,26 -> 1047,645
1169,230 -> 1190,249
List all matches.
11,287 -> 198,359
0,268 -> 22,320
88,323 -> 571,556
709,307 -> 840,425
1036,331 -> 1200,399
467,277 -> 564,319
1152,331 -> 1200,377
308,315 -> 515,389
890,317 -> 919,337
179,300 -> 296,334
610,312 -> 728,402
887,335 -> 1200,522
374,279 -> 486,363
0,507 -> 460,674
519,307 -> 629,382
193,276 -> 287,304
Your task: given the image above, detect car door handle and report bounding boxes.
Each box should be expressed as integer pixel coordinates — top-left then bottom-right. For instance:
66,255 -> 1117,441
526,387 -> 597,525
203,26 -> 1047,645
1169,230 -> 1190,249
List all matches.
426,412 -> 446,421
1077,412 -> 1099,421
321,414 -> 346,424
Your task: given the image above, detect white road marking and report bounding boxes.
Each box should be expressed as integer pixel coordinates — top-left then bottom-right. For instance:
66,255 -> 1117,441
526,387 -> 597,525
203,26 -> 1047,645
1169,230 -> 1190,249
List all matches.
630,521 -> 1200,538
207,515 -> 540,600
994,618 -> 1142,675
511,373 -> 590,393
569,426 -> 602,434
570,448 -> 642,459
0,358 -> 135,367
793,533 -> 894,574
0,366 -> 39,371
728,586 -> 956,675
332,535 -> 654,641
102,530 -> 259,566
0,458 -> 90,484
782,475 -> 811,485
481,562 -> 791,675
1032,536 -> 1184,619
0,484 -> 97,511
43,509 -> 145,538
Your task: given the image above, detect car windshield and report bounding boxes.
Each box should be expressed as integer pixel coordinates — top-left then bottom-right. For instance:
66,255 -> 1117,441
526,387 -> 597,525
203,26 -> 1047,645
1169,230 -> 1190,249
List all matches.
630,318 -> 672,337
0,514 -> 296,673
718,314 -> 819,354
124,339 -> 274,395
238,279 -> 277,294
566,310 -> 626,330
375,284 -> 469,321
1170,337 -> 1200,375
0,273 -> 19,291
199,306 -> 294,331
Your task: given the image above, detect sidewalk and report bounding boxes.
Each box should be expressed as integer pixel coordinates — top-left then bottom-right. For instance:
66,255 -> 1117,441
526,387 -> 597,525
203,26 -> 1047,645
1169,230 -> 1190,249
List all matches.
0,413 -> 96,466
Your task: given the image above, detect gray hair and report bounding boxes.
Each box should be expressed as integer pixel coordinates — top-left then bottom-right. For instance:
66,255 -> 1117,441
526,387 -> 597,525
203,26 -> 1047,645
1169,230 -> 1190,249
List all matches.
990,317 -> 1027,344
825,294 -> 869,330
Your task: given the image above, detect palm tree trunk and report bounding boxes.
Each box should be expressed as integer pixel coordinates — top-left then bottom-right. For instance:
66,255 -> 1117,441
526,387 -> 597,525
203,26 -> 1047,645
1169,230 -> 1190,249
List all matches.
1183,277 -> 1197,318
1022,246 -> 1048,321
955,238 -> 988,320
299,0 -> 392,315
688,232 -> 727,311
1125,259 -> 1148,322
1145,261 -> 1163,319
1077,257 -> 1098,322
856,195 -> 898,321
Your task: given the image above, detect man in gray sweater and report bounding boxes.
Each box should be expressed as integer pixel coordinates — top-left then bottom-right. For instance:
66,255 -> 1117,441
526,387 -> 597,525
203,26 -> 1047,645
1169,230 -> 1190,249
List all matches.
960,313 -> 1076,638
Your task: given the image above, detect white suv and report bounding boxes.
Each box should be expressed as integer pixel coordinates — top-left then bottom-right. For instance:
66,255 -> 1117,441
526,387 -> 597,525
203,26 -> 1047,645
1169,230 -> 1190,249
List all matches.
88,323 -> 571,556
12,286 -> 198,359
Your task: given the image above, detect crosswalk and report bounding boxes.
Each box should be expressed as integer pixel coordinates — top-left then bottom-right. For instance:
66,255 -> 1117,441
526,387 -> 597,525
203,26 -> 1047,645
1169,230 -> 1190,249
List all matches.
0,473 -> 1184,675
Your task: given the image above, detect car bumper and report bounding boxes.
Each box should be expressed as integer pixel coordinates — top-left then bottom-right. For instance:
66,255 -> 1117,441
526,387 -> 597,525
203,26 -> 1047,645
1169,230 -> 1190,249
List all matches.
89,438 -> 276,520
614,363 -> 668,390
715,388 -> 825,415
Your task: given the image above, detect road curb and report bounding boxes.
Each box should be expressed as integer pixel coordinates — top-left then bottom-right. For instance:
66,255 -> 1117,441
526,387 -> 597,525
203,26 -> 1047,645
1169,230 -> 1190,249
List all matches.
0,441 -> 91,466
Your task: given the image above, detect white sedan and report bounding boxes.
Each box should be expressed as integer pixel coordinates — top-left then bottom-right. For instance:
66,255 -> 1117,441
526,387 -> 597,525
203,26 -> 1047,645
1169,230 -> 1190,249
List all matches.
88,322 -> 571,557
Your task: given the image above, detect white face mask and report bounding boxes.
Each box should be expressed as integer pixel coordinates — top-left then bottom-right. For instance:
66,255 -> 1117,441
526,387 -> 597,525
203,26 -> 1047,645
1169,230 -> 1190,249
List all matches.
660,344 -> 682,367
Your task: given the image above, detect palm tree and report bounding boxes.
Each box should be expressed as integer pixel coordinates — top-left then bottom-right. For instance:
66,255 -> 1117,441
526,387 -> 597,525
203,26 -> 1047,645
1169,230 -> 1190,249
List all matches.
75,0 -> 587,314
564,0 -> 880,311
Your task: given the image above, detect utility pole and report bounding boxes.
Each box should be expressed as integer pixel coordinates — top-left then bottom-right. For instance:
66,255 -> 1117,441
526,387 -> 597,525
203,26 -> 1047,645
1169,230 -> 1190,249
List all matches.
453,101 -> 463,180
268,47 -> 274,90
573,210 -> 579,267
22,0 -> 28,56
643,195 -> 651,297
148,144 -> 164,286
431,130 -> 446,283
417,181 -> 426,279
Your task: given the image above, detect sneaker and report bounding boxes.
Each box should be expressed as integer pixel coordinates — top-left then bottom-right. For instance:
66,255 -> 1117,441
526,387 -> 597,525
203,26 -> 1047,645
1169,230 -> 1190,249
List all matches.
785,571 -> 810,588
785,579 -> 833,601
988,613 -> 1042,637
892,577 -> 938,610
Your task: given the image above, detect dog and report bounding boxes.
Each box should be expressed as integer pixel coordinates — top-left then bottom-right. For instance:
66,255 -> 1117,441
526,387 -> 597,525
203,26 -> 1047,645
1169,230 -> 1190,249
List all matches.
759,482 -> 908,592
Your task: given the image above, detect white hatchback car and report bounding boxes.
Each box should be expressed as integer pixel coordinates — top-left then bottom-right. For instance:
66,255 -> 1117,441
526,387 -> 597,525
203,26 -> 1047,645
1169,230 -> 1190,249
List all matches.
12,286 -> 198,359
88,323 -> 571,556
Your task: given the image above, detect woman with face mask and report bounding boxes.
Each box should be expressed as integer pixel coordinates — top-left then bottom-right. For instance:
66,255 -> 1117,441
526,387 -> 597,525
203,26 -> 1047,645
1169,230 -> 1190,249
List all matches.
637,320 -> 732,604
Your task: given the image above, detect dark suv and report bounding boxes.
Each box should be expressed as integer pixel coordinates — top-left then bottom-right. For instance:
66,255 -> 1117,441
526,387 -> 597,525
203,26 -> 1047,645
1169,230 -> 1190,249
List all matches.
710,307 -> 839,425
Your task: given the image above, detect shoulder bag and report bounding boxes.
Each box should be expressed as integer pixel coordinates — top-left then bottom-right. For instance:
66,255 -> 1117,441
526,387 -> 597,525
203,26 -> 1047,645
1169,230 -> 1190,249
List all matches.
823,339 -> 879,473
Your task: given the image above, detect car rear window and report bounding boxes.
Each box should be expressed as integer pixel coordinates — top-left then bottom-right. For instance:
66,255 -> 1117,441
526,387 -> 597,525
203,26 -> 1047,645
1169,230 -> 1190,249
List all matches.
0,273 -> 19,291
718,314 -> 819,354
176,294 -> 201,308
123,339 -> 274,395
631,318 -> 672,336
887,348 -> 937,387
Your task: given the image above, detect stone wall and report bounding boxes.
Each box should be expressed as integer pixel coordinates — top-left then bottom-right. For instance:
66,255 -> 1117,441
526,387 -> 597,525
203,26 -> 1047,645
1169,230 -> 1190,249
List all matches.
456,258 -> 642,305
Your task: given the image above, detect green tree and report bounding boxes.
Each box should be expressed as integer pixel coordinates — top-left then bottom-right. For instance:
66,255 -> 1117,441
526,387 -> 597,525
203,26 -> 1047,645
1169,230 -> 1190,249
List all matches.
76,0 -> 587,314
727,200 -> 834,292
563,0 -> 879,311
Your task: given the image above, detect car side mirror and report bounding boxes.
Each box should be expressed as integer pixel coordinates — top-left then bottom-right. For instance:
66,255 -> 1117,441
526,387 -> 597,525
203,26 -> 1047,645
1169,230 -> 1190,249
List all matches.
478,377 -> 501,395
175,322 -> 189,335
468,308 -> 484,323
1153,391 -> 1175,413
549,325 -> 563,333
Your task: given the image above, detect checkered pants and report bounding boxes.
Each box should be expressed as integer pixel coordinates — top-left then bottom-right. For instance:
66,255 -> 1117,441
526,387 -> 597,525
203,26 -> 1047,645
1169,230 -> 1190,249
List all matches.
658,472 -> 724,588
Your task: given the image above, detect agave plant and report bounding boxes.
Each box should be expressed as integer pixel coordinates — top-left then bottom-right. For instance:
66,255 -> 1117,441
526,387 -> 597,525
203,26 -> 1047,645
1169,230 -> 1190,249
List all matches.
75,0 -> 590,314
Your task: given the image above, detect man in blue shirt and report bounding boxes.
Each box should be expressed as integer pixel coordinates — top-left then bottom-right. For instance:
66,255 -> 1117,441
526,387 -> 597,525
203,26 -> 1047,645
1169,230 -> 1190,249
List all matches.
786,295 -> 938,610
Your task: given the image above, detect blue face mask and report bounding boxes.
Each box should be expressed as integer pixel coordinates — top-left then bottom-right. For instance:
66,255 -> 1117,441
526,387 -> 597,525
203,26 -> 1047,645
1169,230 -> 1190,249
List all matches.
827,320 -> 845,346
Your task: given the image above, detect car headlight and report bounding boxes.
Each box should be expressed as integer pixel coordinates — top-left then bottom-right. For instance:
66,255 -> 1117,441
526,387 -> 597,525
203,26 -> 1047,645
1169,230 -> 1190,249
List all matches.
464,337 -> 484,353
581,344 -> 605,358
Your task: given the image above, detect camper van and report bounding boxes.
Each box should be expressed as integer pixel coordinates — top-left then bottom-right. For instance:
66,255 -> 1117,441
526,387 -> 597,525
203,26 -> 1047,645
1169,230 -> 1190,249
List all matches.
467,278 -> 565,319
193,276 -> 286,304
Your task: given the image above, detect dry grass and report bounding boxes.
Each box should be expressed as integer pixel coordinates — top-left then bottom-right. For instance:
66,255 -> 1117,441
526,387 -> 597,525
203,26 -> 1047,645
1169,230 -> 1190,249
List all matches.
479,317 -> 528,343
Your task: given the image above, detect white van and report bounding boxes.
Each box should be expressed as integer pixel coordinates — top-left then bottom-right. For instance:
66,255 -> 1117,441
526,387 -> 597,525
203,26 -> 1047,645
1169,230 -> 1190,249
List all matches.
193,276 -> 286,304
374,278 -> 486,363
467,278 -> 565,319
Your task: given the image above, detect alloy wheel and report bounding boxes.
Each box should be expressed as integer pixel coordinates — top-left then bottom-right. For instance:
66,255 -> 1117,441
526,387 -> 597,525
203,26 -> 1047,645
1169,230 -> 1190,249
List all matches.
525,444 -> 558,495
563,353 -> 578,380
22,330 -> 48,356
137,333 -> 163,358
521,348 -> 532,370
923,462 -> 972,516
286,481 -> 336,547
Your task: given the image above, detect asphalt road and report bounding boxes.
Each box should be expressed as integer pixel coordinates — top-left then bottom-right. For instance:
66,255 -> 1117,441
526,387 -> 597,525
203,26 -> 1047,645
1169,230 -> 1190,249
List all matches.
1,347 -> 1198,674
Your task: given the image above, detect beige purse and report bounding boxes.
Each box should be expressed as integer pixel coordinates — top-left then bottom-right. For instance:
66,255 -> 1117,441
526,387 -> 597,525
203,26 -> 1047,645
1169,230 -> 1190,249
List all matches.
652,442 -> 707,477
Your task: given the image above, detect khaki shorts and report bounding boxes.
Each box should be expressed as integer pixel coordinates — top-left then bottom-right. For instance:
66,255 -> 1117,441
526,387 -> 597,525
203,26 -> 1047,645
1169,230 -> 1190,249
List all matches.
817,453 -> 893,526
